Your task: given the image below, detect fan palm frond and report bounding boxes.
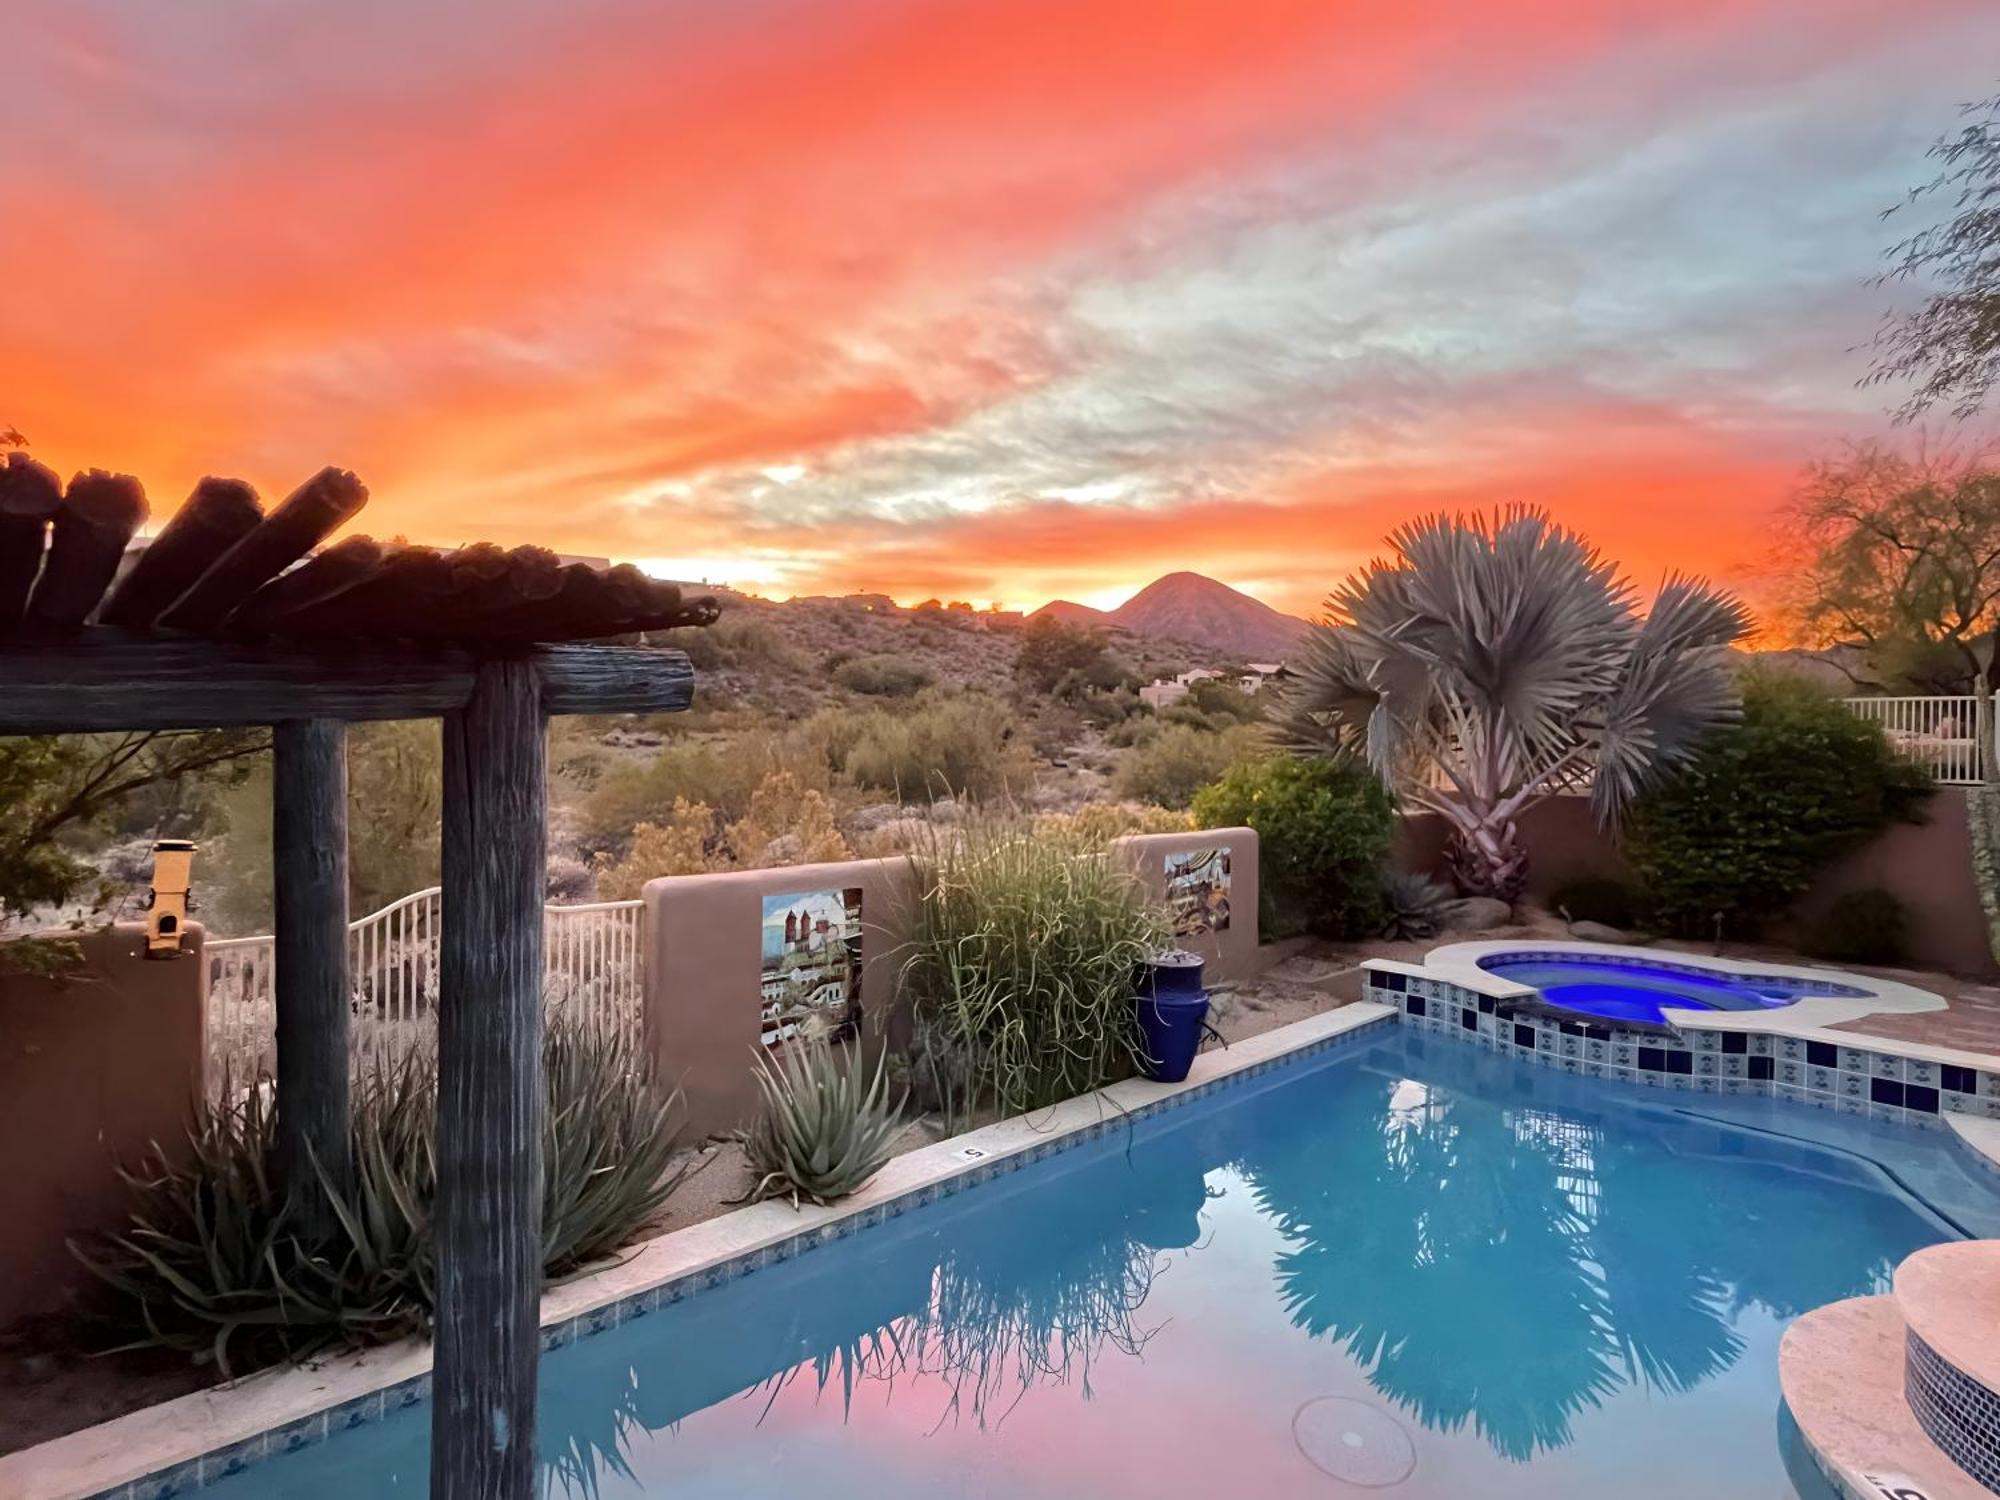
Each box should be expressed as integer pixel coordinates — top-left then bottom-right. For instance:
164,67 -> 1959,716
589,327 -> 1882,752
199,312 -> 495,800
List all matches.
1281,512 -> 1750,896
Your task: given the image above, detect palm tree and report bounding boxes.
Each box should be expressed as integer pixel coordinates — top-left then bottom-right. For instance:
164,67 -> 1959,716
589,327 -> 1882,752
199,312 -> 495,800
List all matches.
1280,509 -> 1751,898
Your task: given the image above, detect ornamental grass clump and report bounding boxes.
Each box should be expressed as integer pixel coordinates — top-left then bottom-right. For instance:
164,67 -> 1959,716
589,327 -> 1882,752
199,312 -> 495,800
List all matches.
76,1012 -> 689,1375
899,819 -> 1171,1119
739,1040 -> 904,1207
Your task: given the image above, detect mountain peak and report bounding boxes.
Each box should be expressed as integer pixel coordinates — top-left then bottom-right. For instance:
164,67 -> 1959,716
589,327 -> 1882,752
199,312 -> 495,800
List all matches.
1034,572 -> 1309,659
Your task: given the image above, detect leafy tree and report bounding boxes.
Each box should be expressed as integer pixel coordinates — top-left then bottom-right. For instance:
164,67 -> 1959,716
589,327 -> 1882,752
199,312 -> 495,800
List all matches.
1781,442 -> 2000,706
1280,510 -> 1749,900
1014,616 -> 1127,699
1868,91 -> 2000,421
1623,675 -> 1933,940
0,731 -> 269,923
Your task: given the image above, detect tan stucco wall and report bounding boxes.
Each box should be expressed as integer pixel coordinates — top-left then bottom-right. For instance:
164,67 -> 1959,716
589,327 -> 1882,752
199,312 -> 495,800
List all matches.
0,923 -> 206,1328
1397,790 -> 1996,977
1110,827 -> 1260,983
642,858 -> 919,1138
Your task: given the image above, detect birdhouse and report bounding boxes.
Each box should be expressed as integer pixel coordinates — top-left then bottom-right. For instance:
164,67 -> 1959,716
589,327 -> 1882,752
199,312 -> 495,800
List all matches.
146,839 -> 197,956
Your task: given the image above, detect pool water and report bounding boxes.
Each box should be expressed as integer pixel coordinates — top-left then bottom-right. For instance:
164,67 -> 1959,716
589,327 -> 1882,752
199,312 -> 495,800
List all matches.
208,1030 -> 2000,1498
1477,955 -> 1833,1027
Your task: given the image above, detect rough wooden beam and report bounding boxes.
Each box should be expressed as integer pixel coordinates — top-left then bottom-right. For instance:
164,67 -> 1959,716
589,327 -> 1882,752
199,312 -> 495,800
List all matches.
227,534 -> 384,635
432,659 -> 545,1500
24,471 -> 147,629
0,632 -> 695,732
99,478 -> 264,629
272,718 -> 352,1232
157,468 -> 367,632
269,544 -> 453,635
0,453 -> 62,631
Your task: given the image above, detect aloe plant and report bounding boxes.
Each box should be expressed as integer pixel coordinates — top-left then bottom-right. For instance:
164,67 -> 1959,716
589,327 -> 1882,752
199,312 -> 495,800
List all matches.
1380,870 -> 1454,942
740,1040 -> 904,1208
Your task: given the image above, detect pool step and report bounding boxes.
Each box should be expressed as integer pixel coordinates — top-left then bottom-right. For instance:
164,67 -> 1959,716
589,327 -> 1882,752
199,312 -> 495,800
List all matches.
1781,1240 -> 2000,1499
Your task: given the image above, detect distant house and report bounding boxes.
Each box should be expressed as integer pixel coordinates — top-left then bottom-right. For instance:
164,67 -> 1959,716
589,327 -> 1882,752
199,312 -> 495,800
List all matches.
1239,662 -> 1291,693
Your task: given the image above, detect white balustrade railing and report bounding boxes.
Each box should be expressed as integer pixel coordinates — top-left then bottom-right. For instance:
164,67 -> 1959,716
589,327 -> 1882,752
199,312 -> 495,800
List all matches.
204,888 -> 646,1086
1844,695 -> 1990,786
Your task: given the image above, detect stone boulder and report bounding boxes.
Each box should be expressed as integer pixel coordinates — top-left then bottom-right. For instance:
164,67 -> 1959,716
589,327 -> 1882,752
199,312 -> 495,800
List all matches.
1566,920 -> 1628,945
1441,896 -> 1513,933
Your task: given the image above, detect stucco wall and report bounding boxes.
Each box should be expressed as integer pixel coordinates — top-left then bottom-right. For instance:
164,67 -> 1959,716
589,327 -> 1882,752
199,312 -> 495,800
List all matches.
0,923 -> 207,1328
1396,790 -> 1995,976
642,857 -> 919,1138
1109,827 -> 1260,983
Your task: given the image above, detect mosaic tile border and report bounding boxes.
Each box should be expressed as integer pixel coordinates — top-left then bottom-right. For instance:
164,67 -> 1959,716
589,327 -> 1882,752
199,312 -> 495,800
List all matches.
1364,963 -> 2000,1128
1458,946 -> 1874,999
1906,1330 -> 2000,1495
87,1011 -> 1398,1499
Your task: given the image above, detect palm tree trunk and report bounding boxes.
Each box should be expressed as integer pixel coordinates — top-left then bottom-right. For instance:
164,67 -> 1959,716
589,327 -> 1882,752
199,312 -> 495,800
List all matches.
1443,817 -> 1529,902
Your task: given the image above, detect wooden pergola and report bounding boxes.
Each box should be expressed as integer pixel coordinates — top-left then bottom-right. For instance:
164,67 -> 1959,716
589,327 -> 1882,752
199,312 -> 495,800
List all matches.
0,453 -> 713,1498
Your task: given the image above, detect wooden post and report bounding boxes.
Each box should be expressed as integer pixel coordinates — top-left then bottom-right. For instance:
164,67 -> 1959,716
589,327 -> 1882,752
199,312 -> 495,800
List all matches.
433,659 -> 546,1500
272,718 -> 351,1228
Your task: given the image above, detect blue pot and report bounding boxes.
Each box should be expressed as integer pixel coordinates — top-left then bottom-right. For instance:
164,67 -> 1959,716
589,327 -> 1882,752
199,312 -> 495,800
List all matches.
1135,950 -> 1210,1083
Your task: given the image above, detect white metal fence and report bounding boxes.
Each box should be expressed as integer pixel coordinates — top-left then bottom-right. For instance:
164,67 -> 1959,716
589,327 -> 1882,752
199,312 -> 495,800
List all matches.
1844,695 -> 1990,786
205,888 -> 646,1085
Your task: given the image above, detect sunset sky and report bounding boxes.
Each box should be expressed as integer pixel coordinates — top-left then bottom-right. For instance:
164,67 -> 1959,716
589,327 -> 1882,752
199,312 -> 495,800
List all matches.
6,1 -> 1998,618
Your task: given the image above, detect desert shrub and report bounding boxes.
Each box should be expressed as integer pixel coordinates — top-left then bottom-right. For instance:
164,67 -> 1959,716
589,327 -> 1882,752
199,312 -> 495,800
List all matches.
1624,675 -> 1934,939
1799,889 -> 1910,966
1114,723 -> 1262,810
591,770 -> 855,896
580,730 -> 829,854
899,820 -> 1170,1119
1548,873 -> 1644,930
1015,616 -> 1124,698
77,1014 -> 688,1375
1190,754 -> 1395,939
210,720 -> 441,931
1031,803 -> 1192,845
834,654 -> 934,698
591,799 -> 718,896
739,1041 -> 904,1207
839,691 -> 1035,803
723,770 -> 852,868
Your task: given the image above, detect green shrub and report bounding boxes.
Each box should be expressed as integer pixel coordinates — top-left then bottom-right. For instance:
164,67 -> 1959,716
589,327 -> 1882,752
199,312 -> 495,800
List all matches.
1623,674 -> 1934,939
834,654 -> 935,698
1114,723 -> 1262,810
739,1041 -> 904,1207
838,690 -> 1035,803
1548,873 -> 1644,930
899,819 -> 1170,1118
76,1014 -> 689,1375
1190,754 -> 1395,939
1799,889 -> 1910,966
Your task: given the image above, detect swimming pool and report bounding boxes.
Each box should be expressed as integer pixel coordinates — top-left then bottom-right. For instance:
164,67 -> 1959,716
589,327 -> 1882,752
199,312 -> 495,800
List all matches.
203,1029 -> 2000,1498
1474,953 -> 1843,1026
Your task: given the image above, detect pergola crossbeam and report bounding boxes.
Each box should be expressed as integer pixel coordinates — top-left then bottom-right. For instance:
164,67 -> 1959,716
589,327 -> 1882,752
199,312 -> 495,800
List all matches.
0,633 -> 694,732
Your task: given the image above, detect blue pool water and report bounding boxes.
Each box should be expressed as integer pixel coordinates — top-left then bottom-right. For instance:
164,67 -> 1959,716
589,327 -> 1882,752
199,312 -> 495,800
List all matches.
1477,954 -> 1849,1027
208,1030 -> 2000,1498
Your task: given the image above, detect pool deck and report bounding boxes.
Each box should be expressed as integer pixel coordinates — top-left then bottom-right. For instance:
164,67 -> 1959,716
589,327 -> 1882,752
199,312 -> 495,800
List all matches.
1834,979 -> 2000,1057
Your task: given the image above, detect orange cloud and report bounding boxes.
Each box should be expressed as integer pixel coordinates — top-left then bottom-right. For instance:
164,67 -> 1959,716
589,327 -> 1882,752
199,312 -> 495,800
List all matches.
4,0 -> 1994,614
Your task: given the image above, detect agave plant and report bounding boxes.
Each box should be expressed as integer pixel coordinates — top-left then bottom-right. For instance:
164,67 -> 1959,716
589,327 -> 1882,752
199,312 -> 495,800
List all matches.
76,1011 -> 693,1374
740,1040 -> 904,1208
1281,510 -> 1750,900
1380,870 -> 1454,941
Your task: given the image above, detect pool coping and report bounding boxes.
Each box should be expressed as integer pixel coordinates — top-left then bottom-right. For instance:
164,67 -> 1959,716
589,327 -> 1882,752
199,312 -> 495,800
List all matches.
0,1001 -> 1398,1500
